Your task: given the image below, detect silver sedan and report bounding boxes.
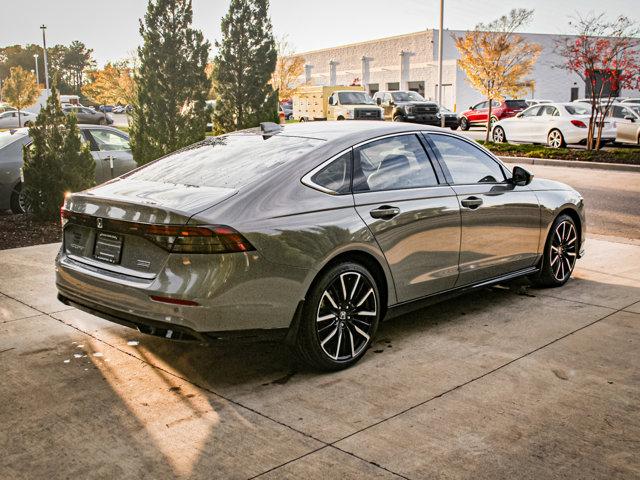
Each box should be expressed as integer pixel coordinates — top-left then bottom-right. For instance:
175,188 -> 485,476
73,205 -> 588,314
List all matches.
0,126 -> 136,213
56,122 -> 585,370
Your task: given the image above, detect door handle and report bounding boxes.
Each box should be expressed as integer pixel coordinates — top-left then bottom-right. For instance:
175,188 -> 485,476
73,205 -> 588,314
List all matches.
461,196 -> 483,209
370,205 -> 400,220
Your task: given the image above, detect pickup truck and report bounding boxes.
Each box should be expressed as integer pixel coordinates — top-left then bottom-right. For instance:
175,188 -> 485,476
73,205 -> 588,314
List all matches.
373,90 -> 441,124
293,86 -> 383,121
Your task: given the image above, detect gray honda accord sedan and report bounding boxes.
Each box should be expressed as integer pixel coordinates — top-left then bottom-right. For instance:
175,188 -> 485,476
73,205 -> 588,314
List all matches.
56,121 -> 585,370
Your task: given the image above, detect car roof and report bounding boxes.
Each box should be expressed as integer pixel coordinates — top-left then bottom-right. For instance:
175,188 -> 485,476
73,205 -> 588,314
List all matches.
265,120 -> 443,143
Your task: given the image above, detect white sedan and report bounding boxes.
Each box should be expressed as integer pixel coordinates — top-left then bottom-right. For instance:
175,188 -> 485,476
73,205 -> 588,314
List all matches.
491,102 -> 616,148
0,110 -> 38,128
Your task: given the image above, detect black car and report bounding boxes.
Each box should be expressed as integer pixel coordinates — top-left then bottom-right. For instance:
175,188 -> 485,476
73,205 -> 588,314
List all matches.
373,90 -> 440,125
439,105 -> 459,130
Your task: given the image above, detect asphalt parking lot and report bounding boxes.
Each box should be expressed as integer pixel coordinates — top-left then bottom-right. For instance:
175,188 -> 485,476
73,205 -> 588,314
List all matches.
1,229 -> 639,478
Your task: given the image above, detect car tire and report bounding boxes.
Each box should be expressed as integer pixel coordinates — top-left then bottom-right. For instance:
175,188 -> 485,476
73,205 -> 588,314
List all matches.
530,214 -> 578,288
337,116 -> 345,121
450,125 -> 459,130
287,114 -> 293,121
98,118 -> 106,125
23,121 -> 32,127
547,129 -> 565,148
10,182 -> 26,214
299,117 -> 306,122
459,117 -> 470,131
492,126 -> 507,143
393,115 -> 405,122
295,262 -> 380,371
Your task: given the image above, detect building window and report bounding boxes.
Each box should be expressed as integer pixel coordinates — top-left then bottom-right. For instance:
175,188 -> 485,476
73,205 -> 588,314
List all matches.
408,81 -> 424,97
387,82 -> 399,91
368,83 -> 379,96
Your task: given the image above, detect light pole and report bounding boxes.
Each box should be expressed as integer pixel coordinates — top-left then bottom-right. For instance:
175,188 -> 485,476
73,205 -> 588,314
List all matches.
33,54 -> 40,85
40,25 -> 50,95
437,0 -> 445,127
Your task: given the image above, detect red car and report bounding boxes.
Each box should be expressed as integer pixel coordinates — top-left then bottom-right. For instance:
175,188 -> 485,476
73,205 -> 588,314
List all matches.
459,99 -> 529,130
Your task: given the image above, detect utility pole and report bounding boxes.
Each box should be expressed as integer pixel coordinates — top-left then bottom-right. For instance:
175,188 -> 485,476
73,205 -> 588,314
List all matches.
33,54 -> 40,85
437,0 -> 445,127
40,25 -> 50,96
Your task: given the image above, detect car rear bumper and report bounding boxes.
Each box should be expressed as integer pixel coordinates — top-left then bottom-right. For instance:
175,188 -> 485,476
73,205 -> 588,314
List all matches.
55,248 -> 309,334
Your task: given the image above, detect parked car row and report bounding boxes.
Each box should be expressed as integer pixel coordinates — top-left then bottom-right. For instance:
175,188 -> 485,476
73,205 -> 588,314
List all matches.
0,125 -> 134,213
491,101 -> 640,147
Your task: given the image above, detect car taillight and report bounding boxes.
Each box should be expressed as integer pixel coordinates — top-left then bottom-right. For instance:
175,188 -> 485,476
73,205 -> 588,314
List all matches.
143,225 -> 254,254
571,120 -> 587,128
61,206 -> 71,228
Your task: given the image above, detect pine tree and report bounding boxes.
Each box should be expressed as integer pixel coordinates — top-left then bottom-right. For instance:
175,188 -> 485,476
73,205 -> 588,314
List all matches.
22,83 -> 95,220
213,0 -> 278,134
130,0 -> 210,165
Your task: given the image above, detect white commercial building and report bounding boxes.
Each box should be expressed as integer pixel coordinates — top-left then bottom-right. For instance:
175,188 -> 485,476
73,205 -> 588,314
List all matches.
293,29 -> 640,112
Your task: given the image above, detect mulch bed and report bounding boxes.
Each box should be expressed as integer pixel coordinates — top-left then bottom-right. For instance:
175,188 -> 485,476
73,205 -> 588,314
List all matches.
0,212 -> 61,250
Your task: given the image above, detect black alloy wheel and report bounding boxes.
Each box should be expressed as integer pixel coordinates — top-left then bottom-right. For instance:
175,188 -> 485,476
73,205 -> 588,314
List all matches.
296,262 -> 380,370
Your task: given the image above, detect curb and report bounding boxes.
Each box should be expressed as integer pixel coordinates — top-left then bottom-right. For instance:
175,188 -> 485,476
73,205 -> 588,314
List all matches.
498,156 -> 640,172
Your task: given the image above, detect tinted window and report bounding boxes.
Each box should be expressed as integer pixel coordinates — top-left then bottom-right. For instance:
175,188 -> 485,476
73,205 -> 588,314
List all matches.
505,100 -> 528,109
125,134 -> 322,189
429,134 -> 505,184
310,150 -> 351,194
353,134 -> 438,192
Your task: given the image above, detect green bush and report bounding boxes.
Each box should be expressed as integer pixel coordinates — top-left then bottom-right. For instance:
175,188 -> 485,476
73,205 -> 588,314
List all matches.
22,83 -> 95,220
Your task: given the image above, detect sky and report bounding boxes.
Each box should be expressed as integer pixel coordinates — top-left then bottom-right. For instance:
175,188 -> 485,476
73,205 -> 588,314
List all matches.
1,0 -> 639,66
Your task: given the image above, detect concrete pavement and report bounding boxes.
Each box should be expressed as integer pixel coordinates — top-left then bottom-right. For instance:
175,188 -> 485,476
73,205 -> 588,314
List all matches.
1,238 -> 639,479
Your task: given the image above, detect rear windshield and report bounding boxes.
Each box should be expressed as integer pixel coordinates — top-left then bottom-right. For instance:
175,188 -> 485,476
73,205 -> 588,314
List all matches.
564,104 -> 592,115
125,134 -> 322,189
505,100 -> 528,108
0,131 -> 27,150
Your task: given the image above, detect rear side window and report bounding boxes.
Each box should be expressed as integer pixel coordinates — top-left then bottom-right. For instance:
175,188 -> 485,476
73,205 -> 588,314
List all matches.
125,134 -> 322,189
310,150 -> 352,194
429,134 -> 505,184
353,134 -> 438,192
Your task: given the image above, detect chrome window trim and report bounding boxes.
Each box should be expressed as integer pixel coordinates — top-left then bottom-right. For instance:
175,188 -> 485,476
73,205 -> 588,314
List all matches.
301,148 -> 353,195
301,131 -> 427,195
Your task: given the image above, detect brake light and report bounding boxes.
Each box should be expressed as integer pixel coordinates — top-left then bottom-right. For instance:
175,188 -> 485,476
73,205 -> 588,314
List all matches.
60,208 -> 254,254
571,120 -> 587,128
60,206 -> 71,228
143,225 -> 254,254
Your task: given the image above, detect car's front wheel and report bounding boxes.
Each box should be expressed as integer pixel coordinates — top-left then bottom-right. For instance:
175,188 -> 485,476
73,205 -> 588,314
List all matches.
296,262 -> 380,371
492,126 -> 507,143
459,117 -> 470,131
393,115 -> 405,122
531,214 -> 578,288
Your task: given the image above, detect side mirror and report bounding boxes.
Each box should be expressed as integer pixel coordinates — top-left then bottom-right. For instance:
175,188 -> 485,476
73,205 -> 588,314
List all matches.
469,106 -> 474,110
511,165 -> 533,186
376,98 -> 382,106
624,115 -> 636,122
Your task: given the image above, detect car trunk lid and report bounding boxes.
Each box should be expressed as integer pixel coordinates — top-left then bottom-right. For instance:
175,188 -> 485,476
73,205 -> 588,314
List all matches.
62,178 -> 237,279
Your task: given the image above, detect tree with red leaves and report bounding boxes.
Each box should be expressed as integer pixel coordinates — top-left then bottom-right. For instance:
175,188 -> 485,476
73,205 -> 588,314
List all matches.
556,14 -> 640,150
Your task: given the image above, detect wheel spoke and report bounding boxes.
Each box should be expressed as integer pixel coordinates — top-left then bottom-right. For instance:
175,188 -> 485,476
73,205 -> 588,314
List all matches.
356,288 -> 373,307
348,326 -> 355,358
334,328 -> 343,360
340,274 -> 348,301
353,324 -> 370,341
321,326 -> 338,348
349,273 -> 361,300
323,291 -> 338,310
317,313 -> 335,322
354,310 -> 376,316
566,251 -> 576,257
551,253 -> 559,266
